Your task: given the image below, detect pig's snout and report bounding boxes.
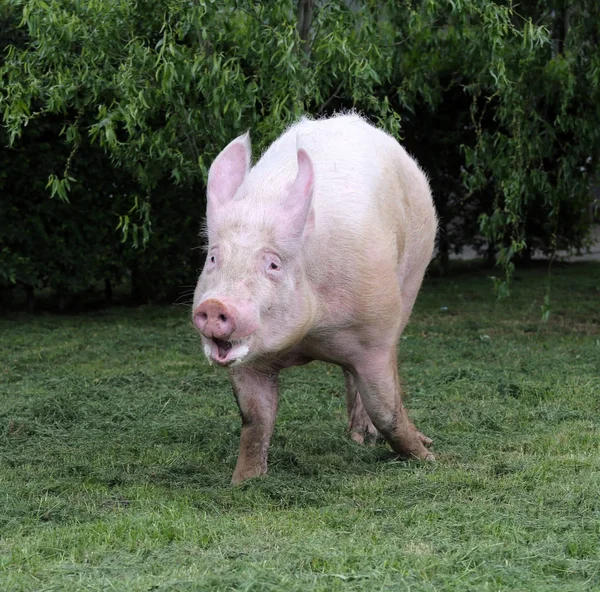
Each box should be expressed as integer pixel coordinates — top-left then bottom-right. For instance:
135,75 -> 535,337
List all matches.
194,298 -> 258,340
194,299 -> 236,339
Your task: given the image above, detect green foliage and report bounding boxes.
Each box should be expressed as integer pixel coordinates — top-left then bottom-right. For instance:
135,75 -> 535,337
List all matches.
464,1 -> 600,288
381,1 -> 600,283
1,0 -> 397,186
1,1 -> 599,302
1,264 -> 599,589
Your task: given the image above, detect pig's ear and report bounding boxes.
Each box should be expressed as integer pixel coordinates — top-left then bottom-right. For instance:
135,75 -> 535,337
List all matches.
206,132 -> 251,215
281,148 -> 315,242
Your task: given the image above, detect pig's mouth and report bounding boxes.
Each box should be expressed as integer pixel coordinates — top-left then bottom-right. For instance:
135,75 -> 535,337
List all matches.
214,338 -> 233,358
203,337 -> 250,367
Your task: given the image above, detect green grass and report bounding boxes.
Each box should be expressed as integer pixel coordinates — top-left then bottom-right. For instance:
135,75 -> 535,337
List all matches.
1,262 -> 599,591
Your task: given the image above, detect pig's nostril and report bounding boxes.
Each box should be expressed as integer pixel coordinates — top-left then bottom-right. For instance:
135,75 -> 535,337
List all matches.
218,314 -> 227,322
198,312 -> 207,321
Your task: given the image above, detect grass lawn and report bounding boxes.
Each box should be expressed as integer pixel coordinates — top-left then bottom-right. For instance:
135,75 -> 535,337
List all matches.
1,262 -> 599,591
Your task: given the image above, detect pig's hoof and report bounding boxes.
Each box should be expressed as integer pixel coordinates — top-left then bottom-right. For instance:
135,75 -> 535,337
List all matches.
350,424 -> 380,446
351,431 -> 366,445
405,447 -> 435,462
417,431 -> 433,446
231,472 -> 265,485
393,428 -> 434,462
409,430 -> 434,460
401,449 -> 435,462
231,465 -> 267,485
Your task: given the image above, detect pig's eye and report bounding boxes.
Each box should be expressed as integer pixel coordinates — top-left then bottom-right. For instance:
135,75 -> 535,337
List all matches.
206,248 -> 219,270
264,253 -> 282,276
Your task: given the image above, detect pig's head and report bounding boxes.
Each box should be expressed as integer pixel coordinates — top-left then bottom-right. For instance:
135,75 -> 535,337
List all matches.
192,132 -> 315,367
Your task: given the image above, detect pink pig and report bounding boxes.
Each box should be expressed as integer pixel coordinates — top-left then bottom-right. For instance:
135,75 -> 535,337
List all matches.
192,114 -> 437,483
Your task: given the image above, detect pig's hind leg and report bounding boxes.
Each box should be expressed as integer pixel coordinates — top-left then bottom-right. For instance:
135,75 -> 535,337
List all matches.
350,348 -> 434,461
343,369 -> 379,444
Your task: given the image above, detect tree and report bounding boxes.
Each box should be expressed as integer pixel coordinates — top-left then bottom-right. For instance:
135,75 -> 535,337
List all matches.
1,1 -> 599,303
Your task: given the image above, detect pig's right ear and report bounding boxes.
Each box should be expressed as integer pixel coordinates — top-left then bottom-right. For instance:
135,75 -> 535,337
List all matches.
280,148 -> 315,243
206,132 -> 251,217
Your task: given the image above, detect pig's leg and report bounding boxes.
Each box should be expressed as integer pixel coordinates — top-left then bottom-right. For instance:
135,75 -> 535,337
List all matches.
351,348 -> 434,460
229,366 -> 279,484
343,369 -> 379,444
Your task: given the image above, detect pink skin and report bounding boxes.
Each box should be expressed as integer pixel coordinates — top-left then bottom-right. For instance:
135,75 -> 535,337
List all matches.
193,298 -> 259,339
193,245 -> 293,366
193,297 -> 260,366
194,299 -> 236,340
193,138 -> 315,368
193,116 -> 437,483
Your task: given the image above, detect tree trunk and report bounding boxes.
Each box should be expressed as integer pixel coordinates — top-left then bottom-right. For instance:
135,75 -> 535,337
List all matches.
105,278 -> 113,303
553,1 -> 569,55
57,293 -> 67,312
25,285 -> 35,314
484,242 -> 496,268
297,0 -> 313,60
436,197 -> 450,276
439,238 -> 450,276
130,264 -> 144,305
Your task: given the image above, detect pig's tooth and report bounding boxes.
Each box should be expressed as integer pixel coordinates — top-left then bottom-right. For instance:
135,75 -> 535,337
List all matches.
203,343 -> 213,365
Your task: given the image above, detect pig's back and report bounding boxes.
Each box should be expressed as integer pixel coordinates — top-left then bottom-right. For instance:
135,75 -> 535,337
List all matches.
255,114 -> 427,229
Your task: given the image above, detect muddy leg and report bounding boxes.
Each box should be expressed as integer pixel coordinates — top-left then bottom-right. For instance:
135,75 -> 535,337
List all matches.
350,348 -> 433,460
229,366 -> 279,484
343,369 -> 379,444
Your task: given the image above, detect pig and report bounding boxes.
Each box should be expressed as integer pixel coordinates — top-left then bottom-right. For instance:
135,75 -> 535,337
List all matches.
192,114 -> 437,484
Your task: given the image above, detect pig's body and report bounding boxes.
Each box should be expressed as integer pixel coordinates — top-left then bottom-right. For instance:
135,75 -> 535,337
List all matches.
193,114 -> 437,483
254,116 -> 435,343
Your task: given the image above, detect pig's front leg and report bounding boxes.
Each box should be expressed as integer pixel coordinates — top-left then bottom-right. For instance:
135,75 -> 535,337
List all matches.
229,366 -> 279,484
350,348 -> 434,461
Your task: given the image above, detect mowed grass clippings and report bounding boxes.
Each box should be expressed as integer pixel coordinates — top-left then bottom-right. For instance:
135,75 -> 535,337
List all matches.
1,262 -> 599,591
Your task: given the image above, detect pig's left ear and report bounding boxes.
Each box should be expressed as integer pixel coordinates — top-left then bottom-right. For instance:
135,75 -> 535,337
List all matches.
281,148 -> 315,242
206,132 -> 251,220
